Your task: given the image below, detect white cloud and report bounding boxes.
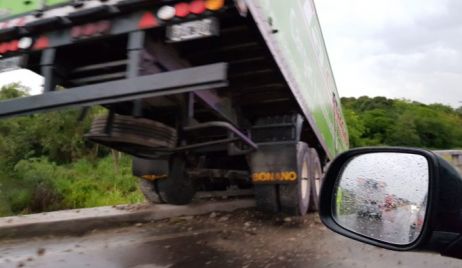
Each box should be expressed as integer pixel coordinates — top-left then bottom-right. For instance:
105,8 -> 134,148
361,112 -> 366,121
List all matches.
315,0 -> 462,107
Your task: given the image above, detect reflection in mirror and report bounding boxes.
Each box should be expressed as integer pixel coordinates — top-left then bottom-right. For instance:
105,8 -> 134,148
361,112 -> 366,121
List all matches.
333,153 -> 429,245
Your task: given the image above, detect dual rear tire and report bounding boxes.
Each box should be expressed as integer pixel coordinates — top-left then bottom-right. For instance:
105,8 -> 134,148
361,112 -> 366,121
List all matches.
136,142 -> 323,217
254,142 -> 323,216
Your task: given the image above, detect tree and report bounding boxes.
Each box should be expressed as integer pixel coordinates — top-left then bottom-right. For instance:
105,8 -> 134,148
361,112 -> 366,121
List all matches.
385,112 -> 421,147
341,96 -> 462,149
455,106 -> 462,116
343,108 -> 365,147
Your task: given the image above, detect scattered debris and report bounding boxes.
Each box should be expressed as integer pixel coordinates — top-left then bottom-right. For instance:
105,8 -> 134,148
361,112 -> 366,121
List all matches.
218,216 -> 229,222
36,248 -> 46,256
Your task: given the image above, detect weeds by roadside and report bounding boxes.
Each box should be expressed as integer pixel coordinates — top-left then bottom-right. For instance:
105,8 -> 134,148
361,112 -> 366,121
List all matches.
0,156 -> 144,217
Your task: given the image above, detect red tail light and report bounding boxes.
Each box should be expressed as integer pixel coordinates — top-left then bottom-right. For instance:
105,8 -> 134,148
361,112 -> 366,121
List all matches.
175,3 -> 190,17
190,0 -> 206,14
0,43 -> 7,54
33,36 -> 49,50
138,12 -> 158,29
72,21 -> 113,39
82,24 -> 98,36
0,40 -> 20,54
7,40 -> 19,52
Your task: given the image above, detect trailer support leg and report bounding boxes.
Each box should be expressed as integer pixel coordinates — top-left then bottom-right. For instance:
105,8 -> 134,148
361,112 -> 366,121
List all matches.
41,48 -> 57,92
127,30 -> 146,117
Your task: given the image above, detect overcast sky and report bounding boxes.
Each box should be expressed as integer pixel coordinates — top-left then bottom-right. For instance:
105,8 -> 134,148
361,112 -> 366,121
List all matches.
315,0 -> 462,107
1,1 -> 461,107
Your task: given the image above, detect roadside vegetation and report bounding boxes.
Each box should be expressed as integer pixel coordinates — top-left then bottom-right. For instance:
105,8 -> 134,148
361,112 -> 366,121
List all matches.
342,96 -> 462,149
1,84 -> 462,217
0,84 -> 143,217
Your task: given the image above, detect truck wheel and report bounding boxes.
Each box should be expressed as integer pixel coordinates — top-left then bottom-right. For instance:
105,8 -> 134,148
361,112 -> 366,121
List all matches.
156,155 -> 196,205
308,148 -> 323,212
135,155 -> 195,205
138,178 -> 164,204
134,158 -> 167,204
254,185 -> 279,213
279,142 -> 311,216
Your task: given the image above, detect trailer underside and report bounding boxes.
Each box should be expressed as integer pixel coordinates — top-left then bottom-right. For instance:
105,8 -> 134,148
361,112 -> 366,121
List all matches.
0,1 -> 328,215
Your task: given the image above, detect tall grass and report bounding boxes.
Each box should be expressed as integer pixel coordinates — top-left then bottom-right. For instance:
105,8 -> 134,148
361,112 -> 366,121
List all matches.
0,155 -> 144,216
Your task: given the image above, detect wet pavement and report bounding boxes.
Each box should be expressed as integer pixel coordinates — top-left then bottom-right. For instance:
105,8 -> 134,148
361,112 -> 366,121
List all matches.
0,209 -> 461,268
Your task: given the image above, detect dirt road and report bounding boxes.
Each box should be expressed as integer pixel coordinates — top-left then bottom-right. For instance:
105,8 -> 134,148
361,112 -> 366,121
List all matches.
0,209 -> 460,268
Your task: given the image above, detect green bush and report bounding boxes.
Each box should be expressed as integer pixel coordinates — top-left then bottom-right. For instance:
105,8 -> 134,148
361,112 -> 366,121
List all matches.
342,96 -> 462,149
0,84 -> 144,217
0,155 -> 144,217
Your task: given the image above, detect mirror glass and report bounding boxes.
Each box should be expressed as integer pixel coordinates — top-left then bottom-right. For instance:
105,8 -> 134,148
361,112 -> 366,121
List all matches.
333,152 -> 429,245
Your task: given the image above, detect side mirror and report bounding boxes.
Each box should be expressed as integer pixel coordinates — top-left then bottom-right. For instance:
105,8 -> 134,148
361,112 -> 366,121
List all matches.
320,147 -> 462,259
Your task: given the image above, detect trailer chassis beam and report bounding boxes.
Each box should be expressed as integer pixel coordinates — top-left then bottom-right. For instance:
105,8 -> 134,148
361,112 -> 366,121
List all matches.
0,62 -> 228,119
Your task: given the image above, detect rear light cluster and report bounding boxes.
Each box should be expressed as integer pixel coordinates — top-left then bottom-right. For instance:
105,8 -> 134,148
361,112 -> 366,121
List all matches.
156,0 -> 225,21
71,20 -> 111,40
0,36 -> 36,54
0,0 -> 226,55
0,40 -> 18,54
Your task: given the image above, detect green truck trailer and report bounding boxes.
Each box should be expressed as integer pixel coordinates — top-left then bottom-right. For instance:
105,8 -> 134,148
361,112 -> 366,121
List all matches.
0,0 -> 348,216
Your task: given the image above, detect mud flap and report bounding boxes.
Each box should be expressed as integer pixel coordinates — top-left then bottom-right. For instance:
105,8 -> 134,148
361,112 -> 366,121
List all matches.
250,143 -> 302,214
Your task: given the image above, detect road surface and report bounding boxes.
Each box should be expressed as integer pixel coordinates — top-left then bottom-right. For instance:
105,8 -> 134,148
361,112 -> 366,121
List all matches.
0,209 -> 460,268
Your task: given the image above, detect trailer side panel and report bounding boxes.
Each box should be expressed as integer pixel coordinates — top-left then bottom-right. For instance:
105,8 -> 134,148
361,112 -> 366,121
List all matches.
248,0 -> 349,158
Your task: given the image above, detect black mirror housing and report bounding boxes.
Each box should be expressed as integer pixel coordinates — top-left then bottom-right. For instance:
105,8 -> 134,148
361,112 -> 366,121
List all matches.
319,147 -> 462,258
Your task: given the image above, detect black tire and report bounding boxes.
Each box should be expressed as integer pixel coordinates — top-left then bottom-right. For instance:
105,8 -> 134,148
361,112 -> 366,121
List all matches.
138,178 -> 164,204
156,155 -> 196,205
254,184 -> 279,213
86,114 -> 178,158
134,158 -> 167,204
279,142 -> 311,216
136,155 -> 195,205
308,148 -> 323,212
